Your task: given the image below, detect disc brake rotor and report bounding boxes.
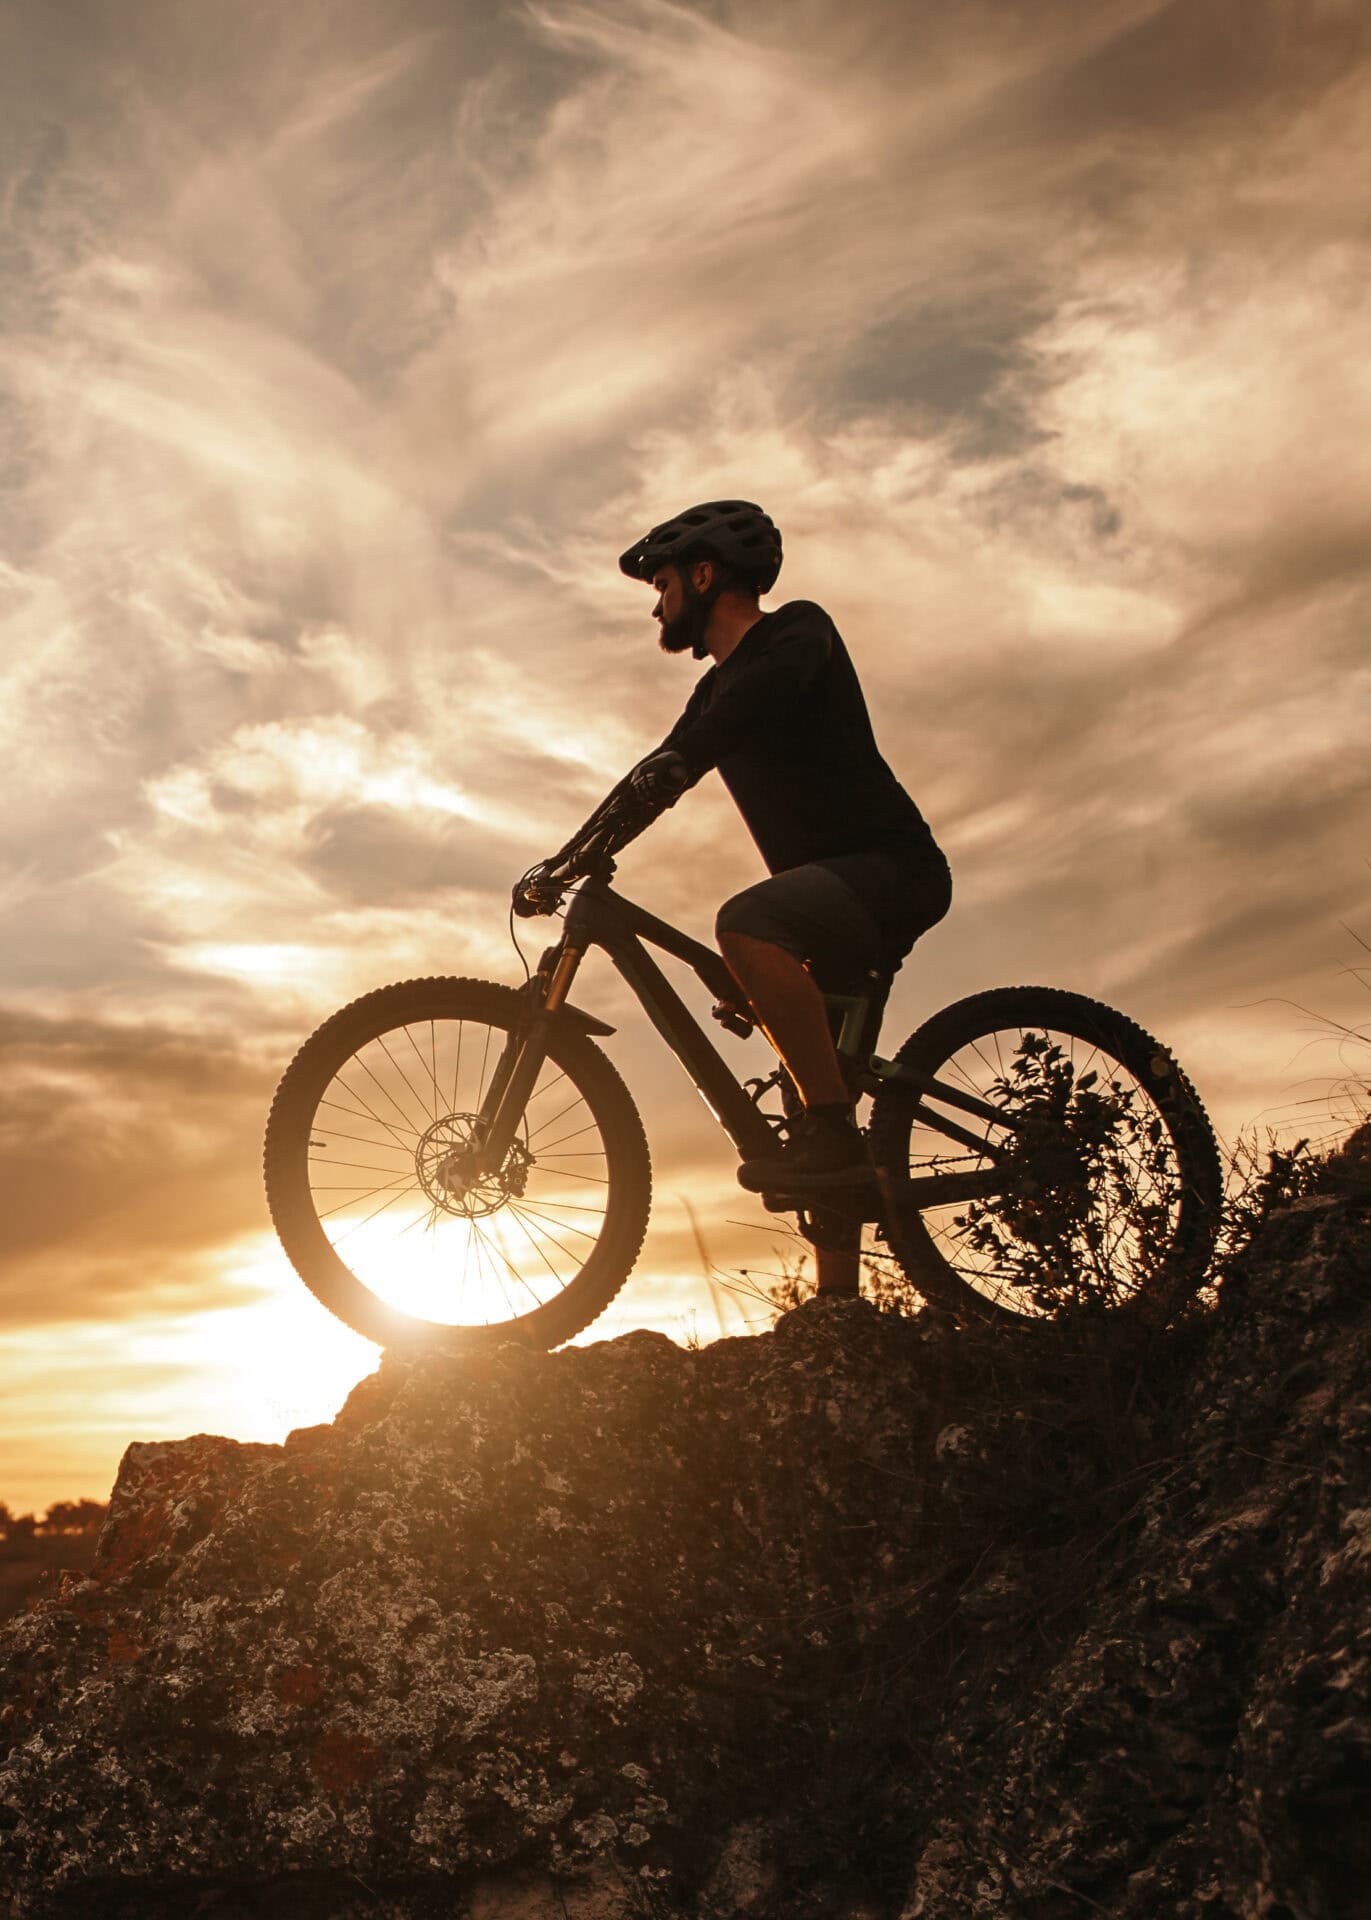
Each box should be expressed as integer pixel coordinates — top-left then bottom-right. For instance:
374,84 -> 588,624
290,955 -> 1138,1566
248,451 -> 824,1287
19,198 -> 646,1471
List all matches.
416,1114 -> 532,1220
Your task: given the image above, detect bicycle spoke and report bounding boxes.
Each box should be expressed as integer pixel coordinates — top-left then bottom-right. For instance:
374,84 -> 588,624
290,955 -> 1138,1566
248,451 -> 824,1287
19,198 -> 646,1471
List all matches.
532,1164 -> 610,1186
503,1203 -> 572,1289
341,1060 -> 425,1146
526,1091 -> 589,1144
519,1196 -> 609,1220
531,1118 -> 602,1155
296,999 -> 631,1334
463,1220 -> 499,1322
396,1196 -> 444,1240
476,1218 -> 548,1317
315,1168 -> 421,1220
309,1120 -> 412,1155
506,1199 -> 602,1245
328,1178 -> 424,1240
450,1019 -> 464,1117
374,1030 -> 438,1131
309,1156 -> 421,1178
320,1086 -> 418,1148
397,1019 -> 446,1119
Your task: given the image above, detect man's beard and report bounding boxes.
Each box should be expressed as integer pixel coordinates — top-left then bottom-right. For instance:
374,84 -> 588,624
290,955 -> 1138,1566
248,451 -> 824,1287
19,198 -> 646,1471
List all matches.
658,586 -> 710,658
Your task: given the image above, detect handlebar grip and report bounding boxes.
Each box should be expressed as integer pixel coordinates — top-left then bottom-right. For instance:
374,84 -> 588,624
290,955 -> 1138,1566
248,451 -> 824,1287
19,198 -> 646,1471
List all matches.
513,864 -> 564,917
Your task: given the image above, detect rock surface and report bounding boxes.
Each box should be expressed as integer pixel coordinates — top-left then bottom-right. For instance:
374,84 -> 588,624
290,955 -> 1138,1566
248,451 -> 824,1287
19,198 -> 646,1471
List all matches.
903,1149 -> 1371,1920
1,1137 -> 1367,1918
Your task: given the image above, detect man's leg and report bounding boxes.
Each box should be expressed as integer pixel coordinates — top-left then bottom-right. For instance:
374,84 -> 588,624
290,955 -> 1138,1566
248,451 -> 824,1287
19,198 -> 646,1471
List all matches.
716,931 -> 848,1108
718,929 -> 867,1292
713,857 -> 943,1276
809,1210 -> 862,1296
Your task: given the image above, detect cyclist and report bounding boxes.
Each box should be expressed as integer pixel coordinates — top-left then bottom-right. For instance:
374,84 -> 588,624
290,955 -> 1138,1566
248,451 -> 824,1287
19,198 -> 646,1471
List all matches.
618,500 -> 952,1196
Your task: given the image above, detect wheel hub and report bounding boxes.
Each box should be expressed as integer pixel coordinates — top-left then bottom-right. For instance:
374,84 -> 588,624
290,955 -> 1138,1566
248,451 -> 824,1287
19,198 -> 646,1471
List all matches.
416,1114 -> 532,1219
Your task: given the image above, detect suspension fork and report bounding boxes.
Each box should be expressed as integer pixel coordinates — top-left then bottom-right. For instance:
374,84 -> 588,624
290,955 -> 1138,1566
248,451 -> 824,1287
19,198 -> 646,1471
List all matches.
474,941 -> 586,1171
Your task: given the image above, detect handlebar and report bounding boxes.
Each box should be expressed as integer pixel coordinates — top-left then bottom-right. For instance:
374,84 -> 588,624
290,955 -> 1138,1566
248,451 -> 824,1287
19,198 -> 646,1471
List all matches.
511,779 -> 657,918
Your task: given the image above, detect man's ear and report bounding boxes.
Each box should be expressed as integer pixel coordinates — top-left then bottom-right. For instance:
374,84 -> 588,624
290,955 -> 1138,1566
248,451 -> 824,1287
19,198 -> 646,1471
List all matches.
691,558 -> 714,595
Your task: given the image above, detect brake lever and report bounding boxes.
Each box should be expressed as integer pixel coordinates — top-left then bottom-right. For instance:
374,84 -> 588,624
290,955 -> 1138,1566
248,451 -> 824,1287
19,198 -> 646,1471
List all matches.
512,862 -> 564,917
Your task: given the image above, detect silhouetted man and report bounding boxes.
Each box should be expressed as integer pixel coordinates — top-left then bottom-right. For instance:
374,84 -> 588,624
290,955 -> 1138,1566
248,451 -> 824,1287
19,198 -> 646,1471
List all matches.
618,500 -> 951,1234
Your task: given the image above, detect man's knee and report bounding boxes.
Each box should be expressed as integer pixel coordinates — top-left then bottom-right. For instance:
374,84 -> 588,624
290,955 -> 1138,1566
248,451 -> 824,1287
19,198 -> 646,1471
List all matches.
717,867 -> 879,982
715,889 -> 761,948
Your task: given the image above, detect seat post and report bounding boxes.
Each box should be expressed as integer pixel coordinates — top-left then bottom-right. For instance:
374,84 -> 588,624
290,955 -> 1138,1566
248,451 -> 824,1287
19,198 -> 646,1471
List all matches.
823,969 -> 892,1068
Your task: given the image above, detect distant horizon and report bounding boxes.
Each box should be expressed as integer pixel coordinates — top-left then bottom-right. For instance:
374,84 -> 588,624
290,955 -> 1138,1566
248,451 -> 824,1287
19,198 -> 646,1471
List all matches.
0,1497 -> 106,1529
3,0 -> 1369,1512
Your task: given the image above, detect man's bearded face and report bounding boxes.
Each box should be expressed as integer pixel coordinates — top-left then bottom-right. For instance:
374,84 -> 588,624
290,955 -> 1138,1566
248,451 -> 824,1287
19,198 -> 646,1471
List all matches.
653,564 -> 710,657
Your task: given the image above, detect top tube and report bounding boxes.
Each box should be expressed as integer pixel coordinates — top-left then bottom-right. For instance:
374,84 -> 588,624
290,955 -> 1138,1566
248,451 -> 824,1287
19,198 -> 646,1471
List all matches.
562,876 -> 740,1008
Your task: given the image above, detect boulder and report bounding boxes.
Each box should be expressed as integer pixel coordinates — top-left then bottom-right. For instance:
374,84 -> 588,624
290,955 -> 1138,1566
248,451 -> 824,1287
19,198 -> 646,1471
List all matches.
1,1302 -> 959,1916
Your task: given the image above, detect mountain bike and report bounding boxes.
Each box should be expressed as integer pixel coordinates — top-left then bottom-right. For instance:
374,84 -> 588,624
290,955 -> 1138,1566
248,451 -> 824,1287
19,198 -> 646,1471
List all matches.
263,783 -> 1222,1350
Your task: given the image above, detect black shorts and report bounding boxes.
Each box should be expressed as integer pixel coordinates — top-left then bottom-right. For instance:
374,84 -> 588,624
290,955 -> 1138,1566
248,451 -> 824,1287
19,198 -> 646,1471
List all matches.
714,851 -> 951,990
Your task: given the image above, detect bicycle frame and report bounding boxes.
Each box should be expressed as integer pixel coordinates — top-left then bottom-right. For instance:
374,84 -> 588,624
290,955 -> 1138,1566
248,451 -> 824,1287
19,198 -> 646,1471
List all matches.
476,873 -> 1009,1220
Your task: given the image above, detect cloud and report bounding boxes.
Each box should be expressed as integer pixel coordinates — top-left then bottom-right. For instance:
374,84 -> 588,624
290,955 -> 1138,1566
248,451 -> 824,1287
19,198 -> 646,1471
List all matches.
2,0 -> 1370,1503
0,1006 -> 272,1325
1036,0 -> 1371,142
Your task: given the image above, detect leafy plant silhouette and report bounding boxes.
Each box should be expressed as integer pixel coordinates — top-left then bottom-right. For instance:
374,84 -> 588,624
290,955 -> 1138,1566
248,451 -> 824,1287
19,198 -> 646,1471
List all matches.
949,1033 -> 1184,1313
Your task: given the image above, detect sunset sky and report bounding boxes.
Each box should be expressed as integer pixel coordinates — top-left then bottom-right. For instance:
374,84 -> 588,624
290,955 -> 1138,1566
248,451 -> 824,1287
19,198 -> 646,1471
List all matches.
2,0 -> 1369,1512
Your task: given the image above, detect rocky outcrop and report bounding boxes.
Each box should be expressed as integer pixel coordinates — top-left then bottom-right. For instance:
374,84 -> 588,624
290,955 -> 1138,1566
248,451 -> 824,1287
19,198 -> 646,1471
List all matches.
905,1149 -> 1371,1920
1,1135 -> 1367,1919
0,1302 -> 959,1919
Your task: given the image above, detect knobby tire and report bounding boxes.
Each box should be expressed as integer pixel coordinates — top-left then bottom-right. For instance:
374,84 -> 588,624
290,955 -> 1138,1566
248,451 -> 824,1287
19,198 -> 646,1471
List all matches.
263,976 -> 652,1350
870,986 -> 1222,1325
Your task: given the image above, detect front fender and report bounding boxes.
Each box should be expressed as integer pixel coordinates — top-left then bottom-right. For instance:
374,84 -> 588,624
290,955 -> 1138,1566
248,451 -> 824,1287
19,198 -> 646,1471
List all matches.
513,975 -> 615,1038
559,1000 -> 616,1038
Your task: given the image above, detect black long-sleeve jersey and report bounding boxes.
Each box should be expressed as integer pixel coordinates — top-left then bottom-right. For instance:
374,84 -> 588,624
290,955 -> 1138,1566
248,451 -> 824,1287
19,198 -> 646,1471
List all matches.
659,599 -> 945,888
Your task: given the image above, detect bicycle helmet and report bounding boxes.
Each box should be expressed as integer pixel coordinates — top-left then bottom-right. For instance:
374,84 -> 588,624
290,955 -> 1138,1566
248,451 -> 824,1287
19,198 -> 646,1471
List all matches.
618,500 -> 783,594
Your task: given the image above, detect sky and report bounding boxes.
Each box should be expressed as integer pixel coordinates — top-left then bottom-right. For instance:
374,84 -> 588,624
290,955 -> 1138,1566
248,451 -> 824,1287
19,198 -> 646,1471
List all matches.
2,0 -> 1369,1512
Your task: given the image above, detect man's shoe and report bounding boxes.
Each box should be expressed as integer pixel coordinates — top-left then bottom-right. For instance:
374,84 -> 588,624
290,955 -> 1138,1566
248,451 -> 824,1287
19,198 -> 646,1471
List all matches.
737,1106 -> 874,1194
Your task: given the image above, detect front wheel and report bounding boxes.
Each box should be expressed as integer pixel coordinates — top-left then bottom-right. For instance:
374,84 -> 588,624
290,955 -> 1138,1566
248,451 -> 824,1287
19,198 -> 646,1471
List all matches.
869,987 -> 1221,1324
264,977 -> 652,1349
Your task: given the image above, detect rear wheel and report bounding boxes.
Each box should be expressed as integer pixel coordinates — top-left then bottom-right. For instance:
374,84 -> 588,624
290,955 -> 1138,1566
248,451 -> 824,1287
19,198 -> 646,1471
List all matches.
869,987 -> 1221,1324
264,977 -> 651,1349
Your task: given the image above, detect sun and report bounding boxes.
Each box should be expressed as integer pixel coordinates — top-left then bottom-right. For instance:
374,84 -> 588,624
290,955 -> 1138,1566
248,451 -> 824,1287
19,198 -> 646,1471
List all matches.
169,1235 -> 383,1445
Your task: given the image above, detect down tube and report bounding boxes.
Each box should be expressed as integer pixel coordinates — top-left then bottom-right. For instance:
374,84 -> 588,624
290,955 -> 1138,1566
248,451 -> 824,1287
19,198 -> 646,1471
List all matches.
608,935 -> 777,1159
